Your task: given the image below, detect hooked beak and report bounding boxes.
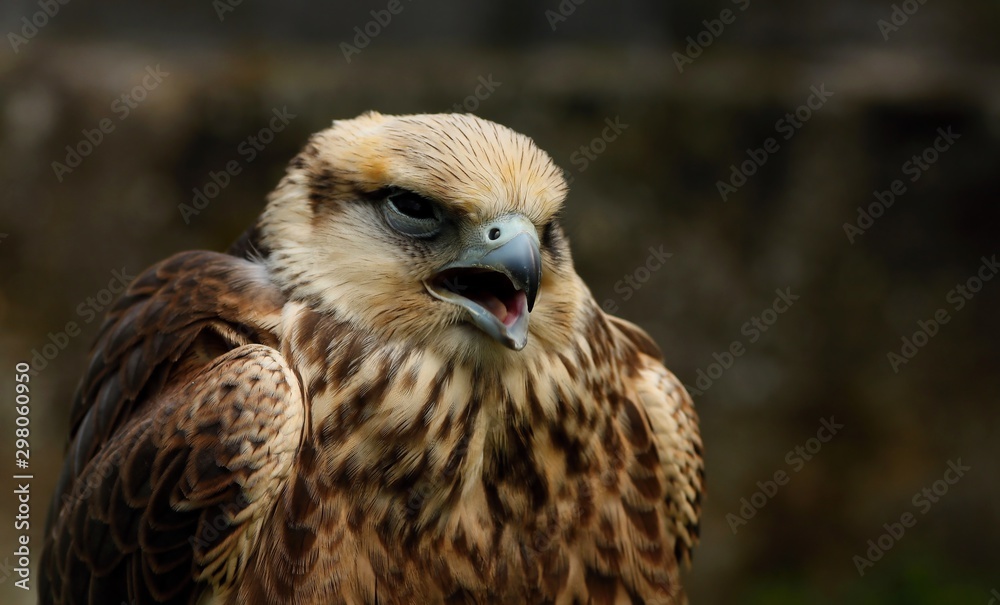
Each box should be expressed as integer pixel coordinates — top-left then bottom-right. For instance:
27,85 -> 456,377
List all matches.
425,215 -> 542,350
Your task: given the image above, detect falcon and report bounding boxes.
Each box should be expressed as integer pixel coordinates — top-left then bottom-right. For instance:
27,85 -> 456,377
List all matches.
40,112 -> 703,604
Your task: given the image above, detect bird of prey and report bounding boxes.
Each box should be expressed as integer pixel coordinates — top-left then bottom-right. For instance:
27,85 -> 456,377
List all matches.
40,112 -> 703,605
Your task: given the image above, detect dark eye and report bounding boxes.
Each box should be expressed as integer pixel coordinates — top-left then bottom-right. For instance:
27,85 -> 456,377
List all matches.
388,191 -> 436,220
384,189 -> 442,237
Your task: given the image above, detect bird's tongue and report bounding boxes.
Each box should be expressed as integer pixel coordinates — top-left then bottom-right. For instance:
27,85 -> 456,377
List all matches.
467,289 -> 526,327
477,294 -> 508,323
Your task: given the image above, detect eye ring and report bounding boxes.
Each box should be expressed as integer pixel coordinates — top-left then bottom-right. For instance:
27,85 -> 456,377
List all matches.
384,189 -> 443,238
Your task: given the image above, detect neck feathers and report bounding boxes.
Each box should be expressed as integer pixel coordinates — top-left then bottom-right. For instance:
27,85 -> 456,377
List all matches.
285,300 -> 631,524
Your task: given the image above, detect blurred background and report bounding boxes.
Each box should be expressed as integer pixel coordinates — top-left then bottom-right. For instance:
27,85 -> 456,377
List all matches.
1,1 -> 997,603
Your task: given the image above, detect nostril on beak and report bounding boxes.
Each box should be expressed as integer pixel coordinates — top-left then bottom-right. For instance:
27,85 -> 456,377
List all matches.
488,227 -> 501,241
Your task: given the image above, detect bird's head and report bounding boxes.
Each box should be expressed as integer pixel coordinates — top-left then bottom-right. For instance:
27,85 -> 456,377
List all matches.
257,112 -> 584,360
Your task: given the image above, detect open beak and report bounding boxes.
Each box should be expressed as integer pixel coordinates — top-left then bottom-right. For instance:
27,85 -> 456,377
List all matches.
425,215 -> 542,350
